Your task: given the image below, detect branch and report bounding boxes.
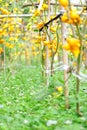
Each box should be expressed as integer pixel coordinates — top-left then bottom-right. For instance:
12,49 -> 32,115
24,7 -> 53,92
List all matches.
39,13 -> 62,32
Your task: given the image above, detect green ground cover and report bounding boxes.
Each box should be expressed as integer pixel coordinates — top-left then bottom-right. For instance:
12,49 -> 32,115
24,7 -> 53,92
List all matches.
0,62 -> 87,130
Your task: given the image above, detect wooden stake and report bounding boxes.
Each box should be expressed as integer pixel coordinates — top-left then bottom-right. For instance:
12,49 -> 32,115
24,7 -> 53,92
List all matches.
61,22 -> 69,109
3,45 -> 6,78
45,0 -> 50,86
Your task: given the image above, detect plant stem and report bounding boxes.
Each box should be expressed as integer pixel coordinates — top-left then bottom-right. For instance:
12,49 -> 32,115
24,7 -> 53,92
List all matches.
76,55 -> 81,115
50,52 -> 55,76
50,24 -> 60,76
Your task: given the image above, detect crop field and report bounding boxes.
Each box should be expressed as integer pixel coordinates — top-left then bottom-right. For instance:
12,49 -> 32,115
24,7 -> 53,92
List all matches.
0,0 -> 87,130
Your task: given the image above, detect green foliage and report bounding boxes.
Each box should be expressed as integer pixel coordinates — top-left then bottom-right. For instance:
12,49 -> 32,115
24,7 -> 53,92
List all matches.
0,63 -> 87,130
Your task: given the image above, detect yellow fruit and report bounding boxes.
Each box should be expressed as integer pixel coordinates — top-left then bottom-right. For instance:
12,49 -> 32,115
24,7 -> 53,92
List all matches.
61,12 -> 68,22
66,38 -> 80,47
70,10 -> 79,20
59,0 -> 68,8
63,38 -> 81,57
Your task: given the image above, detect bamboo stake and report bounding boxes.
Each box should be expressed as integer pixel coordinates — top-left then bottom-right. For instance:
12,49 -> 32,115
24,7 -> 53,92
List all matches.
62,24 -> 69,109
76,56 -> 82,115
0,12 -> 87,19
22,2 -> 87,8
38,0 -> 44,10
75,0 -> 87,116
84,0 -> 87,68
61,12 -> 69,109
0,14 -> 33,18
45,0 -> 50,86
3,44 -> 6,78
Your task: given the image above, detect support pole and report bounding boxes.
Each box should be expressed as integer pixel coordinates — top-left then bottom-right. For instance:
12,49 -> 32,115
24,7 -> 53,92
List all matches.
61,22 -> 69,109
45,0 -> 50,86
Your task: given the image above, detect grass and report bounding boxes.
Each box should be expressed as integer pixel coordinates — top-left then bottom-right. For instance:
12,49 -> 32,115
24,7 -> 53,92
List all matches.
0,61 -> 87,130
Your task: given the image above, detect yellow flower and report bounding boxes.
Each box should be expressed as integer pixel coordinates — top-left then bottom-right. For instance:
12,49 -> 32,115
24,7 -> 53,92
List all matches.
4,42 -> 10,47
56,86 -> 63,92
9,37 -> 15,41
8,44 -> 14,49
61,10 -> 82,25
43,40 -> 50,46
18,44 -> 25,48
66,38 -> 80,47
61,12 -> 68,23
34,35 -> 42,41
63,38 -> 81,57
37,22 -> 44,29
42,4 -> 48,10
5,42 -> 14,49
0,39 -> 4,44
42,35 -> 46,41
8,26 -> 14,32
22,37 -> 27,41
72,48 -> 80,57
13,8 -> 18,12
50,27 -> 56,32
32,51 -> 38,56
34,9 -> 41,16
59,0 -> 68,8
70,10 -> 82,24
0,47 -> 3,54
0,8 -> 9,14
32,46 -> 36,51
85,34 -> 87,38
70,10 -> 79,19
